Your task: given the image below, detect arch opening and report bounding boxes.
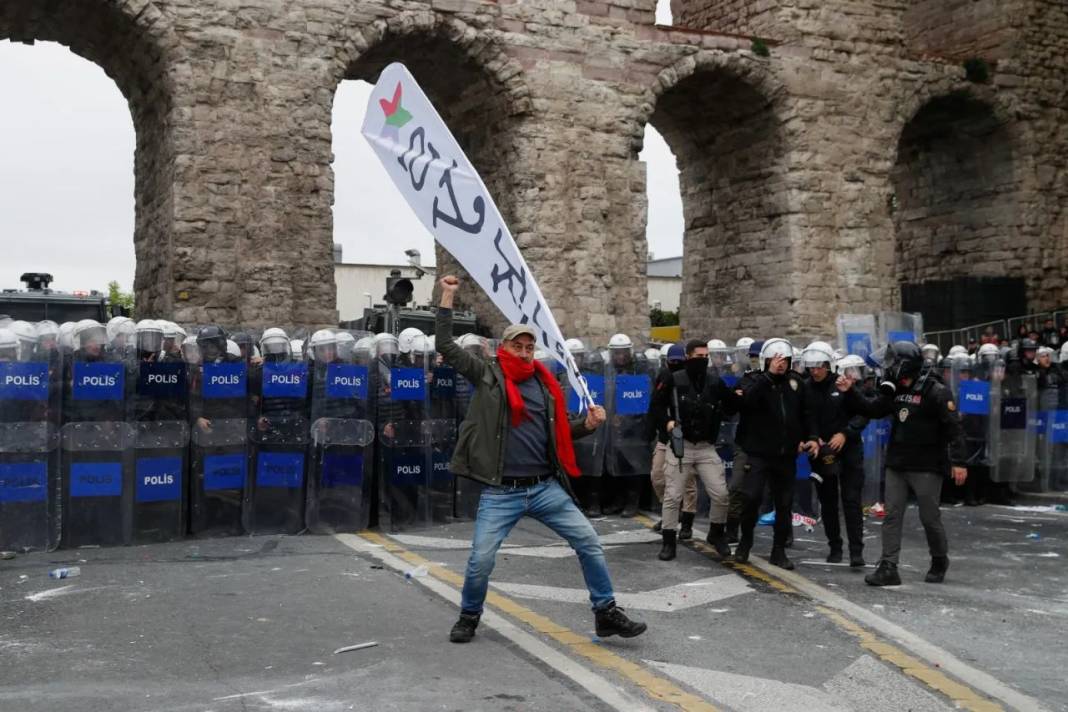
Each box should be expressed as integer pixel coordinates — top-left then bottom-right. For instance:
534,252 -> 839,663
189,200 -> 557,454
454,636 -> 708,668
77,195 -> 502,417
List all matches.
644,66 -> 786,341
892,92 -> 1023,329
331,27 -> 529,332
0,0 -> 175,318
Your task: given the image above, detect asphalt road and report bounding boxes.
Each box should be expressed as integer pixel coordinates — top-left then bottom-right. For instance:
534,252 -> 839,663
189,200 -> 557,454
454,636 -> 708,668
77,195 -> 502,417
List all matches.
0,500 -> 1064,712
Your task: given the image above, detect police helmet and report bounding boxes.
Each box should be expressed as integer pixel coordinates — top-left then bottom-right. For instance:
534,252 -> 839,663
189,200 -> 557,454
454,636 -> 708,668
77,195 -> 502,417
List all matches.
374,332 -> 400,358
759,338 -> 793,371
398,327 -> 425,354
136,319 -> 165,354
801,340 -> 835,369
565,338 -> 587,355
0,328 -> 18,360
259,327 -> 289,357
883,341 -> 924,382
608,333 -> 633,350
73,319 -> 107,351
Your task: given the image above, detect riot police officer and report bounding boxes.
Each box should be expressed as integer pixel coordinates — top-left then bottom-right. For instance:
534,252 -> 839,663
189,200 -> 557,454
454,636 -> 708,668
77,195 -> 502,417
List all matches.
837,342 -> 967,585
729,339 -> 817,569
801,342 -> 868,567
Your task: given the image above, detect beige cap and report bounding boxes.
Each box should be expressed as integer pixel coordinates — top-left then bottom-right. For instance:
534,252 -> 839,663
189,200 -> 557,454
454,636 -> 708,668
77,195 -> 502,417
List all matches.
501,324 -> 537,342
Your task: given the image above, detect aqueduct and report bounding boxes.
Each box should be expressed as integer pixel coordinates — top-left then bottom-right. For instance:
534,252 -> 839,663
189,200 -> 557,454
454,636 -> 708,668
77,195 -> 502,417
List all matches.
2,0 -> 1065,340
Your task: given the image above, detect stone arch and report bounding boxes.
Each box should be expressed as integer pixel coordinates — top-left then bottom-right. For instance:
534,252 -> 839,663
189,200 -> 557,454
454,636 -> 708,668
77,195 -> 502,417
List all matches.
890,87 -> 1028,321
635,51 -> 788,339
0,0 -> 180,316
327,13 -> 533,331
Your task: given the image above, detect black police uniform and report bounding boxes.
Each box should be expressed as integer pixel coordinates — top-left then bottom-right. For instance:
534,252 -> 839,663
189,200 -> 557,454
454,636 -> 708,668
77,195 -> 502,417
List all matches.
729,367 -> 810,568
843,363 -> 967,584
803,374 -> 868,563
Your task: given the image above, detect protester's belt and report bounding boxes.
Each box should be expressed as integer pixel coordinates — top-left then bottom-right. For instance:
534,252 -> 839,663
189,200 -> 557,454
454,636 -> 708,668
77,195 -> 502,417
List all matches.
499,474 -> 555,488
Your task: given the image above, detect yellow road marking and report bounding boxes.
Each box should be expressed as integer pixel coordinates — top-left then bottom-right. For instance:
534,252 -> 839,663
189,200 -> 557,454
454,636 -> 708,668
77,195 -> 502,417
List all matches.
633,515 -> 1003,710
358,530 -> 719,712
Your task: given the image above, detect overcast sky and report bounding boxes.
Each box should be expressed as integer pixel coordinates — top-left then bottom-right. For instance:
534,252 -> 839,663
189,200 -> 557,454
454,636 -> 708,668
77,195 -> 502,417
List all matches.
0,7 -> 680,295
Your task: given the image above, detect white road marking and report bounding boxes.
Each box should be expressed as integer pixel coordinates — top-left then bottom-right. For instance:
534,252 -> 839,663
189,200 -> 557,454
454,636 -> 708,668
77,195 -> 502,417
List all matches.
334,533 -> 654,712
24,585 -> 76,602
647,655 -> 955,712
493,575 -> 752,612
742,554 -> 1054,712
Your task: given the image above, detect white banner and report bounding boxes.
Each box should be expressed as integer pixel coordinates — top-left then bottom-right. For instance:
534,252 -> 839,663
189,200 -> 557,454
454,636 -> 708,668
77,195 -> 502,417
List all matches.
361,62 -> 593,407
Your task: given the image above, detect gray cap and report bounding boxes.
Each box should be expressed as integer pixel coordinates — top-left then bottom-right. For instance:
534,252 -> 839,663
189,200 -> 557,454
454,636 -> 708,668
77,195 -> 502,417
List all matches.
501,324 -> 537,342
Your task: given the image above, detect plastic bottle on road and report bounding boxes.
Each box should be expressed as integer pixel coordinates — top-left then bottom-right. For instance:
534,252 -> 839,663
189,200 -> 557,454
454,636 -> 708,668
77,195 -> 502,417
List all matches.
404,565 -> 428,581
48,566 -> 81,579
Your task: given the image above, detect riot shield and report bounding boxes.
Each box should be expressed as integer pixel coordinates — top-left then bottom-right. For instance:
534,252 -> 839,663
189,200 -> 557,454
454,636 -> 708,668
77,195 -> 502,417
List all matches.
305,329 -> 375,534
836,314 -> 877,361
376,337 -> 432,532
860,419 -> 885,506
189,346 -> 249,538
246,334 -> 311,535
949,357 -> 995,475
427,344 -> 459,523
128,356 -> 189,543
0,343 -> 62,552
990,373 -> 1037,483
605,351 -> 656,479
879,312 -> 924,347
61,330 -> 131,548
565,341 -> 606,478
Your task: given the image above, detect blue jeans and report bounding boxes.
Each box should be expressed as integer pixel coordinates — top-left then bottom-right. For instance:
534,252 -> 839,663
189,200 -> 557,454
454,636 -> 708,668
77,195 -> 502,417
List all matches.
460,478 -> 615,615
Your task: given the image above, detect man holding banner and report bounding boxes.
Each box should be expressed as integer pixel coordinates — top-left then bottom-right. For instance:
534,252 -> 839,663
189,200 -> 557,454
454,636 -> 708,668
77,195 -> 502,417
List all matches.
436,276 -> 647,644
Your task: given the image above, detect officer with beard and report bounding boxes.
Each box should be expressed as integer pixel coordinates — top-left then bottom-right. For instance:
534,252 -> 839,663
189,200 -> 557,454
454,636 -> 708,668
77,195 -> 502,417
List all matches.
837,342 -> 967,585
652,339 -> 734,561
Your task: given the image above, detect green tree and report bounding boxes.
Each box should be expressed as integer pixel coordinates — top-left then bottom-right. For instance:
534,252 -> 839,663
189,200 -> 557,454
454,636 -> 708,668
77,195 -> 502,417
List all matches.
107,280 -> 135,317
650,307 -> 679,327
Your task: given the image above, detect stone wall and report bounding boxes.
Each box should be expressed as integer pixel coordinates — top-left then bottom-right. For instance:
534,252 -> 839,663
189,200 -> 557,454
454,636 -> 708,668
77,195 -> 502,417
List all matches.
0,0 -> 1064,342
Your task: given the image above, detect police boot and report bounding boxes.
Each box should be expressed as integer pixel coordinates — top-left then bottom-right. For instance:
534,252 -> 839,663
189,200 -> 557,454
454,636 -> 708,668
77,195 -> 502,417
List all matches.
925,556 -> 949,583
731,532 -> 752,564
620,488 -> 641,518
657,529 -> 677,561
826,546 -> 843,564
583,491 -> 603,518
725,519 -> 739,544
865,560 -> 902,587
769,547 -> 795,570
705,523 -> 732,559
595,603 -> 647,639
849,552 -> 866,568
678,512 -> 695,541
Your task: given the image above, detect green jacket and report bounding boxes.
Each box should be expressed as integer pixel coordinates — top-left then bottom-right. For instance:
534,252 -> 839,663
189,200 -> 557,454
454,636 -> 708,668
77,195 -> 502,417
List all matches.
436,308 -> 594,489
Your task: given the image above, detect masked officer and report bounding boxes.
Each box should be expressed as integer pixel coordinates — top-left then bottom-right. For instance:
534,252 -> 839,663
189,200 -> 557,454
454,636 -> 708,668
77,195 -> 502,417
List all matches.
653,339 -> 734,561
650,344 -> 698,536
837,341 -> 967,585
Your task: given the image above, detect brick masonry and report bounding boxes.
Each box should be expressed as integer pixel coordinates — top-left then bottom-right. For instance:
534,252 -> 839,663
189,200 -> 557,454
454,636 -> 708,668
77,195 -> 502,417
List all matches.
1,0 -> 1064,343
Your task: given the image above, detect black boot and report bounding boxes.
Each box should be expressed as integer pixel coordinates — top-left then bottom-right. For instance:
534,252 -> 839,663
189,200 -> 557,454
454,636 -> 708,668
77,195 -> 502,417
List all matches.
678,512 -> 695,541
785,532 -> 794,548
725,519 -> 739,544
657,529 -> 677,561
595,603 -> 647,639
769,547 -> 795,570
826,546 -> 843,564
925,555 -> 949,583
449,612 -> 480,643
731,532 -> 752,564
849,552 -> 866,568
705,523 -> 732,558
583,491 -> 603,518
620,488 -> 640,518
865,560 -> 901,586
652,519 -> 662,533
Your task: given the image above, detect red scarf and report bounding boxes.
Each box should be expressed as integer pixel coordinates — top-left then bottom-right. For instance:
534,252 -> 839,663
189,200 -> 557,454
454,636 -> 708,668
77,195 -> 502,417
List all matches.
496,347 -> 581,478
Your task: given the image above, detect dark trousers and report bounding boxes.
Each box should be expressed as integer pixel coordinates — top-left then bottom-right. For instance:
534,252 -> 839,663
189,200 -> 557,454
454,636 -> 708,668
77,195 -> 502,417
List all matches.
813,446 -> 864,555
737,453 -> 795,549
